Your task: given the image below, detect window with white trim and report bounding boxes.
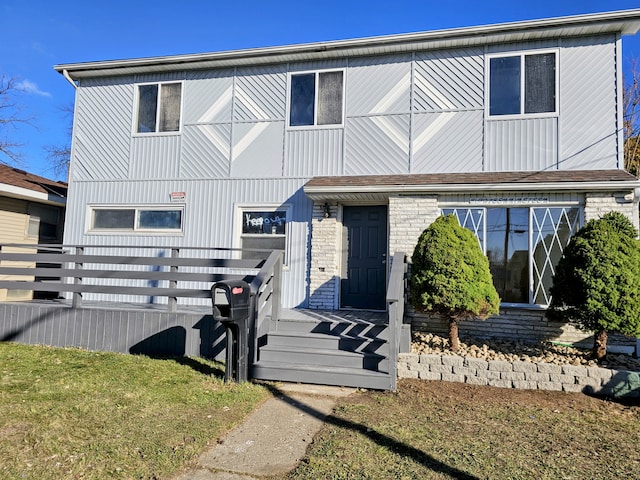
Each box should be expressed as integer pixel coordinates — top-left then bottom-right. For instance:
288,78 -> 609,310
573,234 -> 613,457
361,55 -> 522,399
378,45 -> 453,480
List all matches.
289,70 -> 344,127
442,206 -> 580,306
89,206 -> 184,233
135,82 -> 182,133
488,51 -> 557,117
239,209 -> 288,261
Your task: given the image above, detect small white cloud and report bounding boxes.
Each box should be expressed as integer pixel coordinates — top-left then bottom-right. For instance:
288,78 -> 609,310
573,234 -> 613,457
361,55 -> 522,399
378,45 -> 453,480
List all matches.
17,80 -> 51,98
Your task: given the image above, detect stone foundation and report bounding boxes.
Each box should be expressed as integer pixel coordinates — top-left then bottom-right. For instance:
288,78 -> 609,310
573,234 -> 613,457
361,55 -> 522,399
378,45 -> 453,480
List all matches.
398,352 -> 640,398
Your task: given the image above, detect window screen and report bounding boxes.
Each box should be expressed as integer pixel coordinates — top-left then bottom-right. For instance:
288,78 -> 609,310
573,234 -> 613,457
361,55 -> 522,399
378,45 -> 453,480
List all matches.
136,83 -> 182,133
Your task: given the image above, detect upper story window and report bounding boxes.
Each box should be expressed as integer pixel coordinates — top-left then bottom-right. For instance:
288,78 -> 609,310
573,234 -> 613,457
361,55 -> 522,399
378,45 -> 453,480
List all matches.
289,70 -> 344,127
488,51 -> 557,117
135,82 -> 182,133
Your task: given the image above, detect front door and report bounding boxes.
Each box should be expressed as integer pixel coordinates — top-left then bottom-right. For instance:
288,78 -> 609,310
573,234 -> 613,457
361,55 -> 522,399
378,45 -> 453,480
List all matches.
340,205 -> 388,310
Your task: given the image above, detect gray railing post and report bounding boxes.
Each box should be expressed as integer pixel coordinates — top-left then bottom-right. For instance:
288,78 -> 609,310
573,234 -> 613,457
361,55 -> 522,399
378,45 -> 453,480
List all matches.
168,248 -> 179,312
72,246 -> 84,308
271,251 -> 283,324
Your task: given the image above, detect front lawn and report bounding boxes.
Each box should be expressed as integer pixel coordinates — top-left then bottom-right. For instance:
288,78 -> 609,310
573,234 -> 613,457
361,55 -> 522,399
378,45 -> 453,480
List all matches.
286,379 -> 640,480
0,342 -> 268,480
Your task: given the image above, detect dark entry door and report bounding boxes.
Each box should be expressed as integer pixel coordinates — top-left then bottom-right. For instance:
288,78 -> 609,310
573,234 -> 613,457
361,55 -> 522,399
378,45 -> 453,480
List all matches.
341,205 -> 388,310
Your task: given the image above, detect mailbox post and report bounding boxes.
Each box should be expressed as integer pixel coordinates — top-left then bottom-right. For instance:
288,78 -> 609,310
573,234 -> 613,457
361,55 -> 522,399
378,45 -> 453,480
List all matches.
211,280 -> 252,382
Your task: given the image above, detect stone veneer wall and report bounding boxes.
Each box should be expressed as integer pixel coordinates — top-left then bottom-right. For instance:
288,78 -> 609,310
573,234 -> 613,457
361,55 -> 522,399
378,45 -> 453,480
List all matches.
388,195 -> 439,256
308,202 -> 339,309
584,191 -> 637,225
397,353 -> 640,398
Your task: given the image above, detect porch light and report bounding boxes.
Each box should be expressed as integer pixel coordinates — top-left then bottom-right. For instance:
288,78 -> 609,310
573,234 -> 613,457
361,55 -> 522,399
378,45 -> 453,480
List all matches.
322,202 -> 331,218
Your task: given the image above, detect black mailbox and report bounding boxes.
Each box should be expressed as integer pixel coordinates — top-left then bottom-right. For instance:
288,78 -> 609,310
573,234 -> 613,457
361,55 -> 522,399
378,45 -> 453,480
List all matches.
211,280 -> 252,383
212,280 -> 251,323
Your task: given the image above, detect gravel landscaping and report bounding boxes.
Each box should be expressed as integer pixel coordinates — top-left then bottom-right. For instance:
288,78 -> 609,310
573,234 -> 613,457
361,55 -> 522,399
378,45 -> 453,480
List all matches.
412,332 -> 640,372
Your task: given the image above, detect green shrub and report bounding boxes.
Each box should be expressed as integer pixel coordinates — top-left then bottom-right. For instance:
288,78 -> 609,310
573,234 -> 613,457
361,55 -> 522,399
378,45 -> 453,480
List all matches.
410,214 -> 500,351
548,211 -> 640,360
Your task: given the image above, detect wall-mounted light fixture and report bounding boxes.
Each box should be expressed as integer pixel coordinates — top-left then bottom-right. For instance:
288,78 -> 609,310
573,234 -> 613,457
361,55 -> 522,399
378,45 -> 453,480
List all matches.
322,202 -> 331,218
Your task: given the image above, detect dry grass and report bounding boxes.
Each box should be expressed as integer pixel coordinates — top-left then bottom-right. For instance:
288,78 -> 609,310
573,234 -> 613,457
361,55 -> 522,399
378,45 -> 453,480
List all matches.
285,379 -> 640,480
0,342 -> 269,480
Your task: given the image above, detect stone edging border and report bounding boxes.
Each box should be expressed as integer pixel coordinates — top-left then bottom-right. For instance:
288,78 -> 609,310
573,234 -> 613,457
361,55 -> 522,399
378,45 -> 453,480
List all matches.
397,353 -> 640,398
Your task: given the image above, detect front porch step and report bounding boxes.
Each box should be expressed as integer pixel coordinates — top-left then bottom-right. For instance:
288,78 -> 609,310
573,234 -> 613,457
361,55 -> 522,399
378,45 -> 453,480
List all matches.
258,344 -> 389,371
274,318 -> 389,340
265,330 -> 388,354
251,361 -> 393,390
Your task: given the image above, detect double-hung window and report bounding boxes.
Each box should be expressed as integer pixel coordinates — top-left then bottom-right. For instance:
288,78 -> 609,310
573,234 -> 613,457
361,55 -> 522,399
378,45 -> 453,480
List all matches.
488,51 -> 557,117
90,206 -> 184,233
135,82 -> 182,133
289,70 -> 344,127
442,206 -> 580,306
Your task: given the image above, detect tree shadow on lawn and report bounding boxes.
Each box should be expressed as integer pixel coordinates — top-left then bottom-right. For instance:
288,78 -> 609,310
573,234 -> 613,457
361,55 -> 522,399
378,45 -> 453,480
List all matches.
263,383 -> 479,480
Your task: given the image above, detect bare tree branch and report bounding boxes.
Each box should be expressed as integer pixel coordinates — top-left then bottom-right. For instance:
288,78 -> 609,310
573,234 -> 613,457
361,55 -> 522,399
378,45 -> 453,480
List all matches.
624,58 -> 640,176
0,74 -> 33,166
44,103 -> 73,179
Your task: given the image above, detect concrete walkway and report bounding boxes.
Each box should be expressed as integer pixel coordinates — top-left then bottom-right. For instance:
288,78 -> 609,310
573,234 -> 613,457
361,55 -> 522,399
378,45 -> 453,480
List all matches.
171,383 -> 355,480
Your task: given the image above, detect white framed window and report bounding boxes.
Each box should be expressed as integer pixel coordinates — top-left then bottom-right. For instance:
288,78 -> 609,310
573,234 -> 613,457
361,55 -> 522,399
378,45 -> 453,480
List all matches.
288,70 -> 344,128
487,50 -> 558,118
236,206 -> 289,264
442,206 -> 581,306
135,82 -> 183,133
88,205 -> 184,233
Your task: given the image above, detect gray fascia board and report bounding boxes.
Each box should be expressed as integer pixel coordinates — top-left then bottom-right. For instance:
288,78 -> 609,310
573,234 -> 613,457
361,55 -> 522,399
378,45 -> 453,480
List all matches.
55,9 -> 640,80
303,180 -> 640,200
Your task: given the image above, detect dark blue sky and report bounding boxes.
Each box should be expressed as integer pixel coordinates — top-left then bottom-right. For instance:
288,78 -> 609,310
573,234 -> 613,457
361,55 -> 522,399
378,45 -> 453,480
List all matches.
2,0 -> 639,179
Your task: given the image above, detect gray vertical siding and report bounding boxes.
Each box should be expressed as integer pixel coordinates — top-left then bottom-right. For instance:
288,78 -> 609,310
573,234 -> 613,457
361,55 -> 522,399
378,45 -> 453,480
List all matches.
65,35 -> 622,308
559,36 -> 618,169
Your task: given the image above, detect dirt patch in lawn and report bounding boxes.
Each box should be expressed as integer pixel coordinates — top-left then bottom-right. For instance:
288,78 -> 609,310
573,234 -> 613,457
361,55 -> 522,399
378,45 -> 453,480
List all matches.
286,379 -> 640,479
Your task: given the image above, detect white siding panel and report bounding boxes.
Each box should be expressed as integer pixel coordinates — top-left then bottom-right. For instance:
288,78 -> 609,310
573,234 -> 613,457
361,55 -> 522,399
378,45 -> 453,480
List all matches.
72,78 -> 133,180
560,36 -> 618,170
344,116 -> 410,175
486,118 -> 558,172
63,178 -> 310,308
412,111 -> 484,173
232,122 -> 285,177
284,128 -> 343,177
183,70 -> 234,124
414,48 -> 484,111
181,124 -> 231,178
346,55 -> 411,115
234,66 -> 287,121
129,136 -> 181,179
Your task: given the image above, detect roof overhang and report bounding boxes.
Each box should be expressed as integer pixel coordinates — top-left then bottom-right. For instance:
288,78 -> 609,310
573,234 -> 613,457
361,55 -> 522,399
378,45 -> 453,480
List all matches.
303,170 -> 640,202
55,9 -> 640,80
0,183 -> 67,206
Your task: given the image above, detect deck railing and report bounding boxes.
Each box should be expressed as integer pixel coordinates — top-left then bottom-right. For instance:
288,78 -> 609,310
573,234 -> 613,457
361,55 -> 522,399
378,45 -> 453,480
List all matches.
0,244 -> 282,315
386,252 -> 408,391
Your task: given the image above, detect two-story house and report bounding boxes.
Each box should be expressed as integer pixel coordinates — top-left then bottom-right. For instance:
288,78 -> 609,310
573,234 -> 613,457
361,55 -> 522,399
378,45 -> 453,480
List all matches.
55,10 -> 640,346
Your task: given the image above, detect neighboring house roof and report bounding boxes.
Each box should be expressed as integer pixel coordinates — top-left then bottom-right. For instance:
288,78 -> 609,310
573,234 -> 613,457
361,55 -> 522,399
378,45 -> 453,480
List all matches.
0,164 -> 67,206
55,10 -> 640,80
304,170 -> 640,200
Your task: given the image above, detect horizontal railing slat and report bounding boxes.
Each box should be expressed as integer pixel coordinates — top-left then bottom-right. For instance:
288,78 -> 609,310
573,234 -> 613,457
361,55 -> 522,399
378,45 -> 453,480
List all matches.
0,266 -> 253,283
0,252 -> 264,269
0,281 -> 212,298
